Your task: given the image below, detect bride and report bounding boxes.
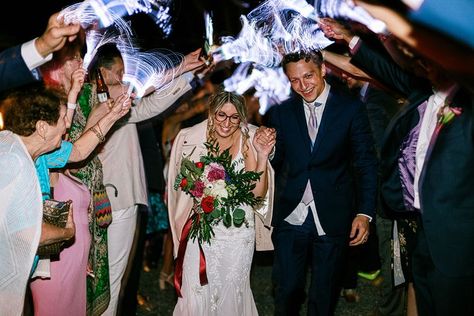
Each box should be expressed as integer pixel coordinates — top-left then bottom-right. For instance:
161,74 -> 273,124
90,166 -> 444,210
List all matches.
167,90 -> 275,315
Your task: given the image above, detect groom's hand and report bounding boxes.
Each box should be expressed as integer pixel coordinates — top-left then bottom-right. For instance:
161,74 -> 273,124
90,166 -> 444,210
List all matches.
254,126 -> 276,158
349,215 -> 370,246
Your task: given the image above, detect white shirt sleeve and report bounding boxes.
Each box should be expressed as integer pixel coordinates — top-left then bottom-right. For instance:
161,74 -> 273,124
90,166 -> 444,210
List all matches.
348,36 -> 361,50
20,38 -> 52,70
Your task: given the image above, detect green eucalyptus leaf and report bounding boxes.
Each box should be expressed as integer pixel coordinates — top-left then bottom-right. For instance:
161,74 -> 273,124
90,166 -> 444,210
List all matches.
233,216 -> 244,227
233,208 -> 245,220
223,213 -> 232,227
210,208 -> 221,219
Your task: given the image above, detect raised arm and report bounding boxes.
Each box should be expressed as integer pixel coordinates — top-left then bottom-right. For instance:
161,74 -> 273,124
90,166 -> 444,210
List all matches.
142,48 -> 207,96
354,0 -> 474,78
320,18 -> 422,96
35,12 -> 81,59
65,68 -> 86,128
0,12 -> 81,92
127,75 -> 193,123
322,50 -> 372,81
250,126 -> 276,198
67,94 -> 131,162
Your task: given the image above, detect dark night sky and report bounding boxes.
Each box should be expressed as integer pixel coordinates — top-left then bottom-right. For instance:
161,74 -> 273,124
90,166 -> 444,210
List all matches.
0,0 -> 260,54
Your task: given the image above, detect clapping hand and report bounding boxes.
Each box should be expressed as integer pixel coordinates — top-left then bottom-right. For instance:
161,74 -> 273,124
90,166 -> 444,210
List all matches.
253,126 -> 276,159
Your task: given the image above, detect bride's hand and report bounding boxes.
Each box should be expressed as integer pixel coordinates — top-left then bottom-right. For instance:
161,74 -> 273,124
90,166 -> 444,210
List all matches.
253,126 -> 276,158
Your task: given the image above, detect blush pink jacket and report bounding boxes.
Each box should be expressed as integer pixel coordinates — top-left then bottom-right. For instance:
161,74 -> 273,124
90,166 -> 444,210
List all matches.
167,120 -> 274,257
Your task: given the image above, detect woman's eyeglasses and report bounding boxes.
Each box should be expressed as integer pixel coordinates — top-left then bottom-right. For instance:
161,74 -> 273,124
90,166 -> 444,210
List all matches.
214,111 -> 241,125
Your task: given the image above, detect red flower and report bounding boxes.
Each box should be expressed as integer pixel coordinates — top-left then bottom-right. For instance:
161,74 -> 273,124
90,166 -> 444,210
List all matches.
190,180 -> 205,198
201,196 -> 215,213
195,162 -> 204,169
179,178 -> 188,188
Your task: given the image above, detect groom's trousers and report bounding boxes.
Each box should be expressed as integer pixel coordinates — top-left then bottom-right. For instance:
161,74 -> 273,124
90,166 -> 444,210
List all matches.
272,210 -> 347,316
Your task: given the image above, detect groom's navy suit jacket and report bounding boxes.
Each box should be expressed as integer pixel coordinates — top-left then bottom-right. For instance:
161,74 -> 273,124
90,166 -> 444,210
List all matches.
351,42 -> 474,277
0,45 -> 37,93
267,88 -> 378,236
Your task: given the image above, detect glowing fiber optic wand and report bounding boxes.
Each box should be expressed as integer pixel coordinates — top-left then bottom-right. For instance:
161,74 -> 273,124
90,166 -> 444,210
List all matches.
200,11 -> 214,66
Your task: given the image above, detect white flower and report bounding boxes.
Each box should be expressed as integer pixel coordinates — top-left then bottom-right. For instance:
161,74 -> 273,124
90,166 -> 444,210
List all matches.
206,179 -> 228,199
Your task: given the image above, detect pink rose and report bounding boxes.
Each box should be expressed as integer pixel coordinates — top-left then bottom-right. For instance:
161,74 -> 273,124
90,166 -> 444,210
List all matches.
207,163 -> 225,182
190,180 -> 205,198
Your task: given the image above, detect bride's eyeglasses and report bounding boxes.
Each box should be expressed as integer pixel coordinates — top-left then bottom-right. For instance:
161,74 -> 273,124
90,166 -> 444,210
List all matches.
215,111 -> 241,125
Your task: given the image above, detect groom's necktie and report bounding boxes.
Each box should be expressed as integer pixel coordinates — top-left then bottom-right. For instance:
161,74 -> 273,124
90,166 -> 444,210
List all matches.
302,101 -> 322,205
306,101 -> 322,147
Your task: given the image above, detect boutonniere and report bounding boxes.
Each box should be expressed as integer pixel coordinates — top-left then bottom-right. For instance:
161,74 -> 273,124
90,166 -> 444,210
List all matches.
426,97 -> 462,158
436,103 -> 462,127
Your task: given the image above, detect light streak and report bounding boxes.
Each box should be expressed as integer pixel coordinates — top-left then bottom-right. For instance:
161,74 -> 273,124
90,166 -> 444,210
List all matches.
316,0 -> 387,34
213,0 -> 333,67
60,1 -> 177,98
224,62 -> 291,114
214,0 -> 386,69
59,0 -> 173,36
224,0 -> 386,109
248,0 -> 319,23
121,48 -> 182,98
83,26 -> 185,98
214,16 -> 282,67
83,28 -> 134,70
204,11 -> 214,48
282,14 -> 333,53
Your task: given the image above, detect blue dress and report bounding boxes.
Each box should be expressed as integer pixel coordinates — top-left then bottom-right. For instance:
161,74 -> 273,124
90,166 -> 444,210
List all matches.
35,141 -> 73,200
31,140 -> 73,272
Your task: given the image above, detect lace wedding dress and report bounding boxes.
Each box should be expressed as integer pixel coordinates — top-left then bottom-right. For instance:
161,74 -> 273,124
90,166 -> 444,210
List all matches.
173,148 -> 258,316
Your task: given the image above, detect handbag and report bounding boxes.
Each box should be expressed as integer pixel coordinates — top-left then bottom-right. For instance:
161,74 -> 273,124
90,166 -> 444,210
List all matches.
37,199 -> 72,256
93,188 -> 113,228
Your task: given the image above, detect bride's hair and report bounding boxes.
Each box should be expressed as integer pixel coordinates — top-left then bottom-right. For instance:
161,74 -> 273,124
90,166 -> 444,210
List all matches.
206,89 -> 250,158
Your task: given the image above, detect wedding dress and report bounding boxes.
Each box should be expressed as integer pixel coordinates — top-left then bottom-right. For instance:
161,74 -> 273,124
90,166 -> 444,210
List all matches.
173,146 -> 258,316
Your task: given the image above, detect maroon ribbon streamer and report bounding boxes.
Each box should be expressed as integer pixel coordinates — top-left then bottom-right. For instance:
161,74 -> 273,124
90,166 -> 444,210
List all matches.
174,214 -> 208,297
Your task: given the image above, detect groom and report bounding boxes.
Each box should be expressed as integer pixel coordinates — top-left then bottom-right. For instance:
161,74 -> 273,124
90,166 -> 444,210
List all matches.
267,50 -> 377,315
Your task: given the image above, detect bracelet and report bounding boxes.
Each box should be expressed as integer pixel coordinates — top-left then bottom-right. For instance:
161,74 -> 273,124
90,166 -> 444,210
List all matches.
89,125 -> 105,143
96,123 -> 104,137
67,102 -> 77,110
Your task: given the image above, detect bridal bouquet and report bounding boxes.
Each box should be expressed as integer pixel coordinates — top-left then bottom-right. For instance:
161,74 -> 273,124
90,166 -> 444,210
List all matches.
174,140 -> 263,244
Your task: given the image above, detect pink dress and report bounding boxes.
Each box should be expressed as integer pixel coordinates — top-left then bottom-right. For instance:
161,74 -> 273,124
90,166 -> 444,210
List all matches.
30,173 -> 92,315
